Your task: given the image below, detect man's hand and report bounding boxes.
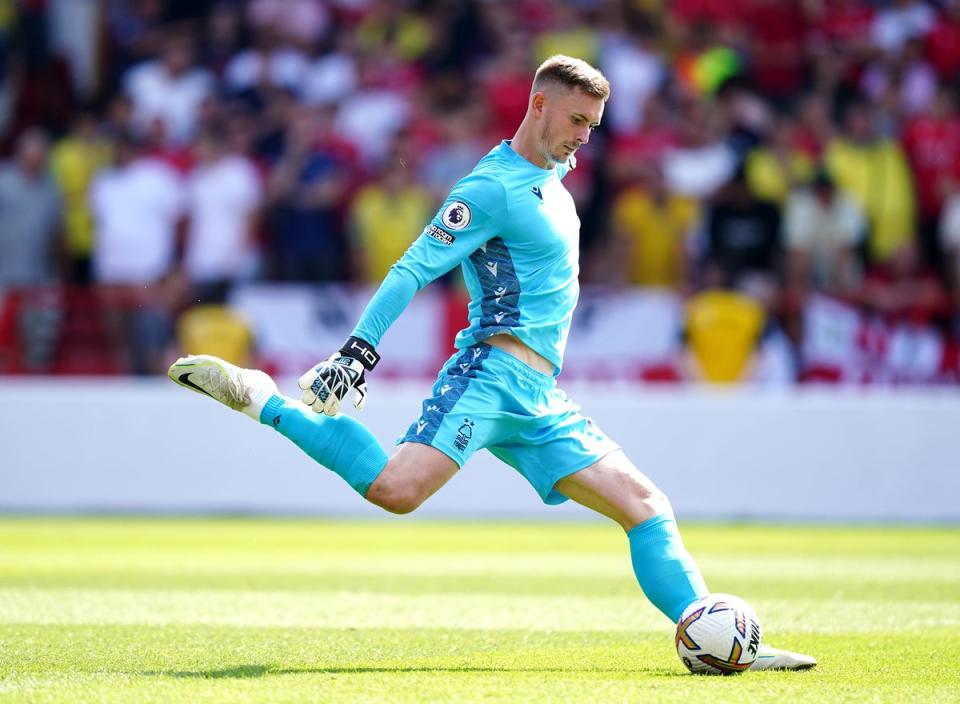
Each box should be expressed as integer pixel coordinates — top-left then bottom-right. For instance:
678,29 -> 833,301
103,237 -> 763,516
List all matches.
298,336 -> 380,415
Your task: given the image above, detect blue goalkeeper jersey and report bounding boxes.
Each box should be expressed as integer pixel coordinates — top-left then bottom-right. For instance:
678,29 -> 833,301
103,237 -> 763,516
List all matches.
352,140 -> 580,375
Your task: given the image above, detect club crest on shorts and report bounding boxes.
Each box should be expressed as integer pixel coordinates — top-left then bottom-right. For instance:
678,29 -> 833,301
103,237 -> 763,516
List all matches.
454,418 -> 474,452
441,201 -> 472,230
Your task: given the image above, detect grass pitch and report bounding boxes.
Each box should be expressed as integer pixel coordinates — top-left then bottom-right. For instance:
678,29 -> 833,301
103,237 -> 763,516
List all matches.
0,519 -> 958,703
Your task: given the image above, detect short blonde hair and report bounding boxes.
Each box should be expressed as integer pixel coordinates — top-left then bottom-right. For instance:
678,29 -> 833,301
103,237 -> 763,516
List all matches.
533,55 -> 610,101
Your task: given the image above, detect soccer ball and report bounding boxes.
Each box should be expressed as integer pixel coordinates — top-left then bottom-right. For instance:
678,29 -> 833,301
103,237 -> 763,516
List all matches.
675,593 -> 762,675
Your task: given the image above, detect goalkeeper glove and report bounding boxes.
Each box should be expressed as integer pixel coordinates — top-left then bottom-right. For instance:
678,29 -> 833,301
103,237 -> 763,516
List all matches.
298,336 -> 381,416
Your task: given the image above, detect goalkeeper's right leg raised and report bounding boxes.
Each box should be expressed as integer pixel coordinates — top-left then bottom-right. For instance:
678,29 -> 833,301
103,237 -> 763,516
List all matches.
169,355 -> 389,497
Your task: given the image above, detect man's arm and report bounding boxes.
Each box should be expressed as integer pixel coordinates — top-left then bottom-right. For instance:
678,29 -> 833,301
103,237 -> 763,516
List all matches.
299,174 -> 507,415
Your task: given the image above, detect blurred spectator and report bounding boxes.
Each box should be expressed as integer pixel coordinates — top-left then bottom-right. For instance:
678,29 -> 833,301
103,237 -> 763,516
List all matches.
901,83 -> 960,268
663,98 -> 737,199
247,0 -> 329,47
265,106 -> 349,282
607,93 -> 681,187
420,108 -> 487,200
599,14 -> 665,137
666,0 -> 747,46
714,78 -> 774,160
871,0 -> 936,57
349,138 -> 433,284
183,127 -> 263,301
223,22 -> 308,97
534,2 -> 599,67
784,170 -> 866,299
0,128 -> 61,287
106,0 -> 167,79
703,169 -> 782,304
480,30 -> 533,140
609,163 -> 698,291
123,30 -> 214,146
355,0 -> 433,62
825,100 -> 916,265
792,93 -> 835,159
861,241 -> 949,323
49,112 -> 112,284
301,33 -> 359,108
89,133 -> 185,374
200,1 -> 247,78
89,134 -> 184,285
744,115 -> 815,205
420,108 -> 490,202
333,53 -> 412,167
806,0 -> 876,75
5,3 -> 74,144
925,0 -> 960,81
742,0 -> 808,106
861,38 -> 937,124
48,0 -> 102,102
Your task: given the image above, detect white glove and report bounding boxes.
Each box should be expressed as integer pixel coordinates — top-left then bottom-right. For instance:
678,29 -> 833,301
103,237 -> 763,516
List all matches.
298,337 -> 380,415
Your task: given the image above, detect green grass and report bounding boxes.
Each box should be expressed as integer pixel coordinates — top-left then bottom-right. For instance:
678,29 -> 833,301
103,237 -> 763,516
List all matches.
0,519 -> 958,703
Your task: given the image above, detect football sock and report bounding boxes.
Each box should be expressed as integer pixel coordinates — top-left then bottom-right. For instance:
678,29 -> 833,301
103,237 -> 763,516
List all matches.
628,514 -> 709,622
259,395 -> 388,497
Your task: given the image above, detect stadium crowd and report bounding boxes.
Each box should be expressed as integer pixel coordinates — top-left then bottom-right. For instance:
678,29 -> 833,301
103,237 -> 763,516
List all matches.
2,0 -> 960,383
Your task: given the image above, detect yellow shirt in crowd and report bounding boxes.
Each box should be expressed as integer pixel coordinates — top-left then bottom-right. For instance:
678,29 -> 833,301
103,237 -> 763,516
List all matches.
745,147 -> 815,205
825,137 -> 915,264
612,186 -> 698,288
49,136 -> 112,258
350,183 -> 434,283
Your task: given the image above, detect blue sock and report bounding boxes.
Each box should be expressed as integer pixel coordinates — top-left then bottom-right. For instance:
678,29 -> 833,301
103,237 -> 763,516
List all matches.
628,514 -> 709,622
260,395 -> 388,497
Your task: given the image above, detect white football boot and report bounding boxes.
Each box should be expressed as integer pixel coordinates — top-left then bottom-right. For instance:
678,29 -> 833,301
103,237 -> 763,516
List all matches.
168,354 -> 278,421
750,644 -> 817,671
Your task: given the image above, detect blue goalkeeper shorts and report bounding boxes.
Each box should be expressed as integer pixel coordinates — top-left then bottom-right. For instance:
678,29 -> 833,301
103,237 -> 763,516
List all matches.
399,343 -> 619,504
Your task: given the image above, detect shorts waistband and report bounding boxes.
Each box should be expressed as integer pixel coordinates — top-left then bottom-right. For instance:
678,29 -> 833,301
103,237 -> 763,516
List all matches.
477,343 -> 555,388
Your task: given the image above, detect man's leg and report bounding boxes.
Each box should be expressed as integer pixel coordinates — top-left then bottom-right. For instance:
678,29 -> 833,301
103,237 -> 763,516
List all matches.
555,450 -> 707,623
263,396 -> 459,512
555,450 -> 817,670
169,355 -> 458,513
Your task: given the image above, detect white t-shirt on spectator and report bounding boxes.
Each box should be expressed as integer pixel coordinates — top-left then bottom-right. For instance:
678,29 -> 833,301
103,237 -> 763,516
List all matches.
600,33 -> 664,135
871,1 -> 935,54
124,61 -> 214,145
662,143 -> 737,199
224,48 -> 308,93
785,190 -> 865,289
301,51 -> 358,106
90,158 -> 184,284
184,155 -> 262,282
335,88 -> 411,166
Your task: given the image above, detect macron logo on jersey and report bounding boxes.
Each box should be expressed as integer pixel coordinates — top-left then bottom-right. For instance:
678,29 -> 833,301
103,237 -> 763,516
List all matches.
531,186 -> 543,201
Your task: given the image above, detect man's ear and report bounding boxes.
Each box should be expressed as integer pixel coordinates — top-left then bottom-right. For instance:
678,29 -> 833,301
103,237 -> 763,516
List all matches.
531,91 -> 546,115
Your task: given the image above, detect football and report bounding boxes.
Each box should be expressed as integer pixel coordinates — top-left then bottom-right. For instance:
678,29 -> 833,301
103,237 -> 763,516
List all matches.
675,593 -> 763,675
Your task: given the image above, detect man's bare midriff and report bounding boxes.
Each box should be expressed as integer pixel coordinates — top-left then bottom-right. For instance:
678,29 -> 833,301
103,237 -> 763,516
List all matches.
486,333 -> 554,376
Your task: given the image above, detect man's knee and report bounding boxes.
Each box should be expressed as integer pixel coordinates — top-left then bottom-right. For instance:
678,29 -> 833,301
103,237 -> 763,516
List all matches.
631,482 -> 673,523
364,444 -> 459,515
365,471 -> 424,515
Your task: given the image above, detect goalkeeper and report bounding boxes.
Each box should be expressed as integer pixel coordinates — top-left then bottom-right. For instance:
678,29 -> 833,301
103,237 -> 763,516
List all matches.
169,55 -> 813,671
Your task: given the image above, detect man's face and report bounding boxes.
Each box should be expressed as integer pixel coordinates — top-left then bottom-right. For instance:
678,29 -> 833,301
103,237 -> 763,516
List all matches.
535,85 -> 604,166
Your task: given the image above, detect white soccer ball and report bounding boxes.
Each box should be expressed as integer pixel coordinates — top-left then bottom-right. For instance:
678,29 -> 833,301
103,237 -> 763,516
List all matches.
675,593 -> 763,675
